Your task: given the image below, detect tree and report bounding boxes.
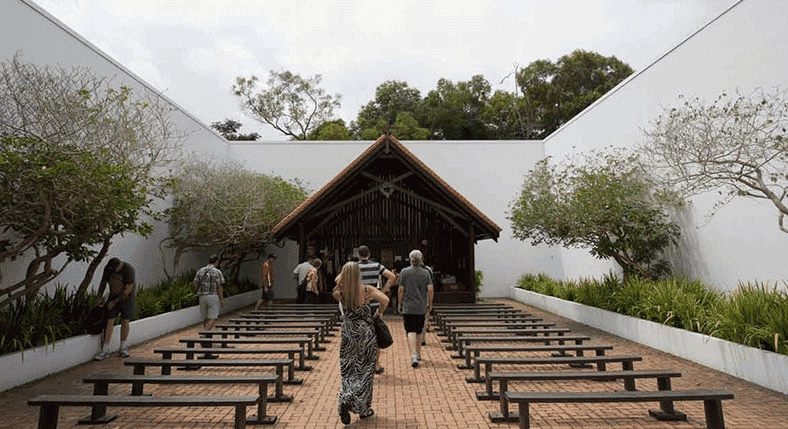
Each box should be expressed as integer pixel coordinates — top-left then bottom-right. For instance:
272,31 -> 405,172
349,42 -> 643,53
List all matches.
210,118 -> 260,141
306,119 -> 352,140
164,157 -> 307,282
508,148 -> 682,280
351,80 -> 423,138
233,70 -> 341,140
422,75 -> 492,139
643,88 -> 788,233
0,55 -> 182,306
517,50 -> 633,138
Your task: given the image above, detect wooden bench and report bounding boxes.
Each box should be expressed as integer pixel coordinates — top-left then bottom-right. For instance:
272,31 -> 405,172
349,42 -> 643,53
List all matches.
454,334 -> 590,360
28,394 -> 259,429
82,374 -> 279,424
460,343 -> 615,369
154,345 -> 309,371
201,328 -> 324,352
445,327 -> 571,349
181,336 -> 316,360
233,314 -> 336,330
504,389 -> 735,429
124,358 -> 294,402
216,321 -> 331,344
484,369 -> 682,420
442,320 -> 551,339
469,354 -> 643,383
224,318 -> 335,341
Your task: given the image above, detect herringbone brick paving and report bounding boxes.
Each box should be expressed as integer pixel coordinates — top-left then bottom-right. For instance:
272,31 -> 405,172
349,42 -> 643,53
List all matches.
2,298 -> 787,428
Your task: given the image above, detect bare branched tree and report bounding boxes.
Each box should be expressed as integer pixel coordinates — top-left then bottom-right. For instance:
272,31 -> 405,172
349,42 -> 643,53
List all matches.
163,156 -> 307,282
643,88 -> 788,233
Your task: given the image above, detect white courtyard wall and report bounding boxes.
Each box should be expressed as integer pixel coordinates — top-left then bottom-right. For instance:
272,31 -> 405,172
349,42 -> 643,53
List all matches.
541,0 -> 788,291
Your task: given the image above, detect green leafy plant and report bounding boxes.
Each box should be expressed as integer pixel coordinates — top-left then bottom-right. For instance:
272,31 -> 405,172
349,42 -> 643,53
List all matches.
518,273 -> 788,355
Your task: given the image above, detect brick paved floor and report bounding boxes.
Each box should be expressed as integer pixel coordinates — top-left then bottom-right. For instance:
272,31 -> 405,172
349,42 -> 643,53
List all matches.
2,298 -> 787,428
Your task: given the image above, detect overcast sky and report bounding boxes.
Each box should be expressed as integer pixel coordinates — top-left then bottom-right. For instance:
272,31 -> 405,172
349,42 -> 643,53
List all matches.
33,0 -> 736,141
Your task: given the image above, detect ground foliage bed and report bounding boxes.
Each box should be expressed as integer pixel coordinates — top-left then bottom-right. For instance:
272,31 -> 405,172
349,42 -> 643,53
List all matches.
518,273 -> 788,355
0,271 -> 256,356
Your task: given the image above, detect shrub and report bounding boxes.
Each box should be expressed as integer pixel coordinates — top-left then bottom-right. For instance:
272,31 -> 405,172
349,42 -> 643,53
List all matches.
517,273 -> 787,355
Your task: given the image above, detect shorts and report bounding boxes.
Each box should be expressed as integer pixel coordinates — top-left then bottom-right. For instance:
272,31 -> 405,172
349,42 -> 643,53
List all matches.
199,294 -> 220,320
107,297 -> 136,321
403,314 -> 426,334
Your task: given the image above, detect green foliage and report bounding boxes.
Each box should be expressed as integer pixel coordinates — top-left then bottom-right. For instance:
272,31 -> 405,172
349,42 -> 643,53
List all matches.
474,270 -> 483,298
516,49 -> 633,138
517,273 -> 788,355
166,157 -> 307,279
210,118 -> 259,141
509,148 -> 682,280
422,75 -> 492,139
234,70 -> 341,140
0,270 -> 258,356
351,80 -> 424,139
307,119 -> 352,140
0,285 -> 96,356
0,55 -> 183,305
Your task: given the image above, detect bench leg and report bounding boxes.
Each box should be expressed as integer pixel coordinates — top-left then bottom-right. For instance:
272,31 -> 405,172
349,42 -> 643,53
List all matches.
648,377 -> 687,421
37,405 -> 59,429
235,405 -> 247,429
518,401 -> 531,429
488,380 -> 519,423
78,383 -> 118,425
247,382 -> 277,425
703,399 -> 726,429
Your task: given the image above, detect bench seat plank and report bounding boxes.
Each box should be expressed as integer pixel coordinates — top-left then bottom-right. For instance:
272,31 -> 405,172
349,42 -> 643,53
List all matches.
461,343 -> 614,369
123,358 -> 295,401
28,394 -> 259,429
153,346 -> 309,371
469,354 -> 643,383
454,335 -> 590,359
504,389 -> 734,429
82,374 -> 278,424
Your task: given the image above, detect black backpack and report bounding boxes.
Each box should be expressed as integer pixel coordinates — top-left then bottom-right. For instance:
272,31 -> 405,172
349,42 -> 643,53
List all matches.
85,305 -> 108,335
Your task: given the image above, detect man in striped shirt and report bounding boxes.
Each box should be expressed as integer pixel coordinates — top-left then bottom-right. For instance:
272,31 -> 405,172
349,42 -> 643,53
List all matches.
357,245 -> 396,374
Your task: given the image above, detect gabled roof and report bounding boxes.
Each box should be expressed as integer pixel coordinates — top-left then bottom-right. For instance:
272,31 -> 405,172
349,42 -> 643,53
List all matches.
271,134 -> 501,242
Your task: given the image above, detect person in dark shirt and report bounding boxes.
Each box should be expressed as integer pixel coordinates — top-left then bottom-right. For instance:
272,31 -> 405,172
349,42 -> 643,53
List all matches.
93,257 -> 136,360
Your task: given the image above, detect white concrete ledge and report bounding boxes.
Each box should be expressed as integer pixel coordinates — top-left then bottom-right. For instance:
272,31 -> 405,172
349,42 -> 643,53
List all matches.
511,287 -> 788,395
0,289 -> 258,393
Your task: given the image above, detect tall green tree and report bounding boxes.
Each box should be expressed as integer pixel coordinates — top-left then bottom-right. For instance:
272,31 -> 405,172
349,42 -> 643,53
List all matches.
422,75 -> 492,140
210,118 -> 260,141
164,157 -> 307,282
351,80 -> 423,138
509,149 -> 682,280
233,70 -> 341,140
517,50 -> 633,138
306,119 -> 352,140
0,55 -> 183,306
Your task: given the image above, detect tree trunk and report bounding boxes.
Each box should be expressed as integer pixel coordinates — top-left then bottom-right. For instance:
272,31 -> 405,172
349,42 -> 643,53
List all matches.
75,236 -> 111,297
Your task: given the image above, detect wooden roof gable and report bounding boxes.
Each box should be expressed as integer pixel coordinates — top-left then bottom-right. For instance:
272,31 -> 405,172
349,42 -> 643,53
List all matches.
271,134 -> 501,243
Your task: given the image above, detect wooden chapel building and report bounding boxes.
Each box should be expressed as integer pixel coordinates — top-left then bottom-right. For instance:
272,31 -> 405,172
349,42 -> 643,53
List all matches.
271,135 -> 501,303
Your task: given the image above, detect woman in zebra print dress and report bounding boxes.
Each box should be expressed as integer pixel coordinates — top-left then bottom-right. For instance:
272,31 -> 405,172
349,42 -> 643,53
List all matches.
333,261 -> 389,424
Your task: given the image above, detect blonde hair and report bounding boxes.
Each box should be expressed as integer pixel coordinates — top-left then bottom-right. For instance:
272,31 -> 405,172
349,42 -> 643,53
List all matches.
338,261 -> 363,312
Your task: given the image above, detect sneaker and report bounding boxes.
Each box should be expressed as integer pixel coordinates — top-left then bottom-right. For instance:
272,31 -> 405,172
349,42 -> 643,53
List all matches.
119,347 -> 130,358
411,355 -> 419,368
93,350 -> 110,361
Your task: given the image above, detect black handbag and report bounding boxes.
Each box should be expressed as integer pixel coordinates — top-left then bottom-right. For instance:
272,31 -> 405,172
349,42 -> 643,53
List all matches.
373,315 -> 393,349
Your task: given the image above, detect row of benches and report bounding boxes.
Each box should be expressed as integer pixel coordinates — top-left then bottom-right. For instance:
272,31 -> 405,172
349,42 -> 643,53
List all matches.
28,303 -> 340,429
432,303 -> 734,429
